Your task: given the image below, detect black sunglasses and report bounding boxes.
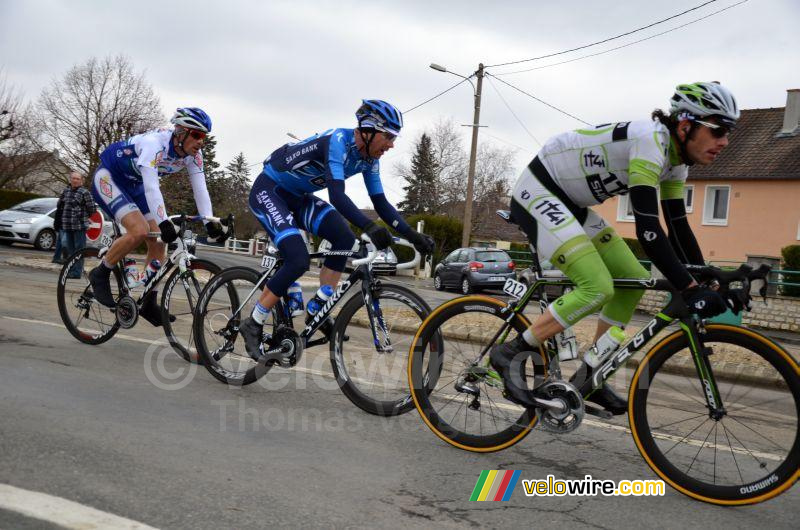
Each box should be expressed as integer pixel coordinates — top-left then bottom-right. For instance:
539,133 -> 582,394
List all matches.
695,120 -> 731,139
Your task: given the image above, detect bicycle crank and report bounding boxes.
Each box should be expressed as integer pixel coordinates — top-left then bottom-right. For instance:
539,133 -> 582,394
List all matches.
535,380 -> 585,434
263,326 -> 303,368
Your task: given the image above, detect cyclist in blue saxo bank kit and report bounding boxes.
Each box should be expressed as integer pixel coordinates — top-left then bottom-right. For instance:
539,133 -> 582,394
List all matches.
490,82 -> 746,414
88,107 -> 229,325
241,99 -> 435,359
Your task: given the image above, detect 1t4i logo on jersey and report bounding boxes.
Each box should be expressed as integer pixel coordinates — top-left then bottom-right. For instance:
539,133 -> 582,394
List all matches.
470,470 -> 521,501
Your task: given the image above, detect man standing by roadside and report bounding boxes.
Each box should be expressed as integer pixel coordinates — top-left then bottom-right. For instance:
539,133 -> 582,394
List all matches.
58,171 -> 96,278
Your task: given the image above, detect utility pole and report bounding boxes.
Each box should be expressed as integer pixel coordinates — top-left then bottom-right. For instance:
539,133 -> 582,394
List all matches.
462,63 -> 484,248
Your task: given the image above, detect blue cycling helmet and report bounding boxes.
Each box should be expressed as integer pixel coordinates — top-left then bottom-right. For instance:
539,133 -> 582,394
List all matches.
356,100 -> 403,135
170,107 -> 212,133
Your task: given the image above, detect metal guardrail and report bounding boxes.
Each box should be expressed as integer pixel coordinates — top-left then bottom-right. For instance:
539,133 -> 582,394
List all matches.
506,250 -> 800,292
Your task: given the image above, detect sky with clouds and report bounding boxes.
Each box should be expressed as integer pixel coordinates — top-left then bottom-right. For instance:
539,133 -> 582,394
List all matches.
1,0 -> 798,206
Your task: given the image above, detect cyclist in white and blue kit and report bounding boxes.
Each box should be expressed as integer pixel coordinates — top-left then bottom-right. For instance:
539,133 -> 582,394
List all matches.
241,100 -> 434,359
88,108 -> 228,324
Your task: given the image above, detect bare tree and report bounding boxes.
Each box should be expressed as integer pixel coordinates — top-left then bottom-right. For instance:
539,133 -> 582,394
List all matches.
30,55 -> 164,186
0,72 -> 41,190
397,118 -> 514,229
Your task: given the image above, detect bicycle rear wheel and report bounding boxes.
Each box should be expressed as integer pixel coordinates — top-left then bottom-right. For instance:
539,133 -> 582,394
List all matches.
57,247 -> 121,345
330,283 -> 433,416
629,325 -> 800,505
193,267 -> 282,386
161,258 -> 221,363
408,295 -> 544,452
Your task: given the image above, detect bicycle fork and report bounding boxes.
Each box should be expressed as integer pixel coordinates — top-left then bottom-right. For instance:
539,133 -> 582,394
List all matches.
680,319 -> 726,420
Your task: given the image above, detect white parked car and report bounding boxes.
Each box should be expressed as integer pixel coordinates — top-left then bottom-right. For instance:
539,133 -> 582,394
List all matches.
0,198 -> 59,250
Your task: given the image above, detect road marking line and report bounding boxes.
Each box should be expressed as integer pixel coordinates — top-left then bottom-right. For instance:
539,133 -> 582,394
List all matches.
1,315 -> 156,345
0,483 -> 159,530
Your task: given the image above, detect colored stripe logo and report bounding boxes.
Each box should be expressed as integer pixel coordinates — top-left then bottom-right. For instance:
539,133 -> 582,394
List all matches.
470,470 -> 521,501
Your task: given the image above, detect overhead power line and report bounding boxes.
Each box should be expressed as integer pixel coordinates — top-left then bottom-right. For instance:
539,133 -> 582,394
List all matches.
486,0 -> 719,68
496,0 -> 749,76
485,75 -> 542,147
486,74 -> 592,126
403,77 -> 472,114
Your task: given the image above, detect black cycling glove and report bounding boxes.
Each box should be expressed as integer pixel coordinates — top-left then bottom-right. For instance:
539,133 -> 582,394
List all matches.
681,286 -> 728,319
364,222 -> 393,251
407,230 -> 435,255
205,221 -> 229,242
158,220 -> 178,244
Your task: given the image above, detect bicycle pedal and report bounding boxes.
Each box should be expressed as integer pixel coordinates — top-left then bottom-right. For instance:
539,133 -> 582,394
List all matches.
584,403 -> 613,420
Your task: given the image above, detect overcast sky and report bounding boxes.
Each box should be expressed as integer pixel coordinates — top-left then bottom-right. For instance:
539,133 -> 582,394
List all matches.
1,0 -> 798,207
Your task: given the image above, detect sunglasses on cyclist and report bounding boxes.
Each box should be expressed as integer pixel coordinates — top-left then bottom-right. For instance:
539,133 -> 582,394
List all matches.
695,120 -> 731,139
188,130 -> 207,141
381,131 -> 397,142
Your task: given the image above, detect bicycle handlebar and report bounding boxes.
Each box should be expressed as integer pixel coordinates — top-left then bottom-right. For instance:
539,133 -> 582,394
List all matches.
392,237 -> 421,270
351,233 -> 378,267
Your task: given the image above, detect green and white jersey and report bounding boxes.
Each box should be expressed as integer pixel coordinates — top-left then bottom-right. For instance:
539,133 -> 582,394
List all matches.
538,119 -> 687,207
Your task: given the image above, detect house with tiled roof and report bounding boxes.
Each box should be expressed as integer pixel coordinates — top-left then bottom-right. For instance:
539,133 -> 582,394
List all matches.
595,89 -> 800,262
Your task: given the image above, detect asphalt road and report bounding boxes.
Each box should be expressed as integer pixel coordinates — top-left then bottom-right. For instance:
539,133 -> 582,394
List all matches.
0,244 -> 798,529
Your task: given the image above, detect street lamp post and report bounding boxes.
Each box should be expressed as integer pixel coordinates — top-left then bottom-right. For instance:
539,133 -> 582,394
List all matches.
429,62 -> 485,248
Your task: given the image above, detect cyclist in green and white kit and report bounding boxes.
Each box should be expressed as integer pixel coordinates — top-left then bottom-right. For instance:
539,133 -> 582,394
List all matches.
491,82 -> 741,414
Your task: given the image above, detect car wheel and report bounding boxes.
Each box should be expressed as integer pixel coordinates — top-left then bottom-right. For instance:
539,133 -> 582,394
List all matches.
34,229 -> 56,251
433,273 -> 444,291
460,276 -> 473,295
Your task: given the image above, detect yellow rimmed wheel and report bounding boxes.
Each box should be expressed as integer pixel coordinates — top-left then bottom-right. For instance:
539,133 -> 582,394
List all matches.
408,295 -> 547,452
629,324 -> 800,505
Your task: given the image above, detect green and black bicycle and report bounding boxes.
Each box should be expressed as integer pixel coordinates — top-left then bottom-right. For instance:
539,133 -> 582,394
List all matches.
408,210 -> 798,505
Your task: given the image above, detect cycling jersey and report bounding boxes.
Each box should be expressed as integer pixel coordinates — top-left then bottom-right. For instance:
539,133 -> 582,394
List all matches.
538,119 -> 687,207
96,128 -> 212,223
262,128 -> 383,196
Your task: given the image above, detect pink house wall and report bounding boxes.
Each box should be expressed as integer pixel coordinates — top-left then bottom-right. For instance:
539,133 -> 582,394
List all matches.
593,180 -> 800,262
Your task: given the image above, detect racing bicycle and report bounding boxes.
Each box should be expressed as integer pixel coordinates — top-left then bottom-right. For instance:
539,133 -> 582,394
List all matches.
57,214 -> 233,362
193,234 -> 439,416
408,209 -> 798,505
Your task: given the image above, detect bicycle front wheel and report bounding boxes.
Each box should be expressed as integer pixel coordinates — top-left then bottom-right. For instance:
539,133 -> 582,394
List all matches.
330,283 -> 433,416
629,324 -> 800,505
408,295 -> 544,452
161,258 -> 221,363
57,247 -> 121,345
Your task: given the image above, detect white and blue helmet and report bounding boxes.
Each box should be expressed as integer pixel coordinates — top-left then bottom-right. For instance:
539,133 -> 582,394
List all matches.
356,100 -> 403,135
170,107 -> 212,133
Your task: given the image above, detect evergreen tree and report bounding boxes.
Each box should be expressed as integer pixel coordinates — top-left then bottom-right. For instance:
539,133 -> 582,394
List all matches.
398,133 -> 438,214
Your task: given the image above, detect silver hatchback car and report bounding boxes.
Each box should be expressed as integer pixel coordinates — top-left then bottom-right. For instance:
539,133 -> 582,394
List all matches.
0,198 -> 59,250
434,247 -> 516,294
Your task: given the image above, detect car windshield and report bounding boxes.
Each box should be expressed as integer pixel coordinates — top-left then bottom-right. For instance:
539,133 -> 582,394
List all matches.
476,251 -> 509,262
10,198 -> 58,214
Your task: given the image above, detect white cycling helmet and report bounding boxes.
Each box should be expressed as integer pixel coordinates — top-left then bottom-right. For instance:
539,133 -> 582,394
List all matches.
670,81 -> 740,127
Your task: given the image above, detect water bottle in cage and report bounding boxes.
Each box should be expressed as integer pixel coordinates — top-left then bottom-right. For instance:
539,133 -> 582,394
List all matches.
286,282 -> 305,317
124,258 -> 141,288
555,327 -> 579,361
141,259 -> 162,285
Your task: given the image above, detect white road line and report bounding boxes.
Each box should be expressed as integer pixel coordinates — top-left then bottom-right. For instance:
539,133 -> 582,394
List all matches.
0,483 -> 159,530
1,315 -> 156,345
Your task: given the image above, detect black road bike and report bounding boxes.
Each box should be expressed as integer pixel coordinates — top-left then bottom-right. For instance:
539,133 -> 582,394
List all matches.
193,234 -> 439,416
57,214 -> 233,362
408,210 -> 799,505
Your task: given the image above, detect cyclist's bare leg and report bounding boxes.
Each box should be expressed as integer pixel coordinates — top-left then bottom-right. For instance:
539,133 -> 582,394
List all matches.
103,211 -> 150,265
524,311 -> 564,344
319,266 -> 341,289
142,218 -> 166,267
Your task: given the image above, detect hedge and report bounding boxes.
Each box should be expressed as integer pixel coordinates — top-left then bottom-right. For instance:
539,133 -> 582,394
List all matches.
0,189 -> 44,210
780,244 -> 800,297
